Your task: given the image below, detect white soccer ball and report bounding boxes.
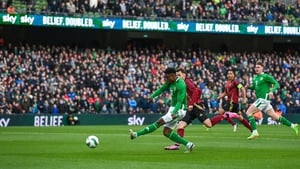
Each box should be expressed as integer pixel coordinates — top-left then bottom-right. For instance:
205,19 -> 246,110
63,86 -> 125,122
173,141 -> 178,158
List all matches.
86,135 -> 99,148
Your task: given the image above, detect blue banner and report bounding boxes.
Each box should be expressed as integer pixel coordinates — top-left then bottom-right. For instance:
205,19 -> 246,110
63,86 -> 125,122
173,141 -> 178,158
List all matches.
1,13 -> 300,36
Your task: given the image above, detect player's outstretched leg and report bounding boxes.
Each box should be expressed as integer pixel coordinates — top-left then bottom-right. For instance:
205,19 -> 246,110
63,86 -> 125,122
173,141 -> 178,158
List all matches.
211,114 -> 224,126
164,128 -> 184,150
233,123 -> 238,132
224,115 -> 237,132
129,129 -> 137,140
129,122 -> 159,139
166,131 -> 195,153
239,118 -> 252,132
164,143 -> 180,150
184,142 -> 195,153
277,116 -> 299,136
293,124 -> 299,136
247,115 -> 259,140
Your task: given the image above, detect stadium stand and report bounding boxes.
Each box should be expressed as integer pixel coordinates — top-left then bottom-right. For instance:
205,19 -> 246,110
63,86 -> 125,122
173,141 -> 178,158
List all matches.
0,44 -> 299,115
0,0 -> 299,115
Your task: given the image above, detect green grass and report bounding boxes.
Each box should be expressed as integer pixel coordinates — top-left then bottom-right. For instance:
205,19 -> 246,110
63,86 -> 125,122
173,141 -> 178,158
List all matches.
0,125 -> 299,169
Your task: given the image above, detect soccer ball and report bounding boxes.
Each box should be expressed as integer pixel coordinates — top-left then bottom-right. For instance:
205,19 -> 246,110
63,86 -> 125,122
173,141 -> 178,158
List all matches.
86,135 -> 99,148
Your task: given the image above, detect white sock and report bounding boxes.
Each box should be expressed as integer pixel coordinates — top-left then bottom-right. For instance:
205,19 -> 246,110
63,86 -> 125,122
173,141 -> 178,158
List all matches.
291,123 -> 295,128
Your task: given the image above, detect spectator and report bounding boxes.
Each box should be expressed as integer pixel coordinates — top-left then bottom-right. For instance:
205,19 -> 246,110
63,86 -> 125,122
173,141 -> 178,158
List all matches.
292,87 -> 300,104
12,101 -> 23,114
26,4 -> 36,14
57,98 -> 69,114
7,5 -> 15,14
277,100 -> 287,115
66,1 -> 76,14
138,93 -> 150,113
52,103 -> 59,115
128,96 -> 137,113
117,97 -> 129,114
42,100 -> 52,114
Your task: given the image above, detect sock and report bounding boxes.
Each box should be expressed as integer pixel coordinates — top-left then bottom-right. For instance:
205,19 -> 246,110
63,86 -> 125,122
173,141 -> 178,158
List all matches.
225,117 -> 236,126
211,115 -> 224,126
137,122 -> 159,136
168,131 -> 188,146
248,115 -> 257,131
225,112 -> 240,118
240,118 -> 252,132
278,116 -> 292,127
174,128 -> 185,146
177,128 -> 184,137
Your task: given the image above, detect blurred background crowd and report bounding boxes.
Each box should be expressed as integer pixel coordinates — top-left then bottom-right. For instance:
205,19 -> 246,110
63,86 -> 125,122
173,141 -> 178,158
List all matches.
0,0 -> 299,116
1,0 -> 300,25
0,43 -> 299,115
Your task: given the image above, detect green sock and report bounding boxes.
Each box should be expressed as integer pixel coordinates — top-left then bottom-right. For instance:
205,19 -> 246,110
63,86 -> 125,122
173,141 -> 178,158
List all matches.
137,122 -> 159,136
168,132 -> 188,146
278,116 -> 292,127
248,115 -> 257,130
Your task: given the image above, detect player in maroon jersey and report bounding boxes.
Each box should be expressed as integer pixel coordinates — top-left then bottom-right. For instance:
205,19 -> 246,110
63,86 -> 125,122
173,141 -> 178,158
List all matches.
164,68 -> 213,150
210,69 -> 252,132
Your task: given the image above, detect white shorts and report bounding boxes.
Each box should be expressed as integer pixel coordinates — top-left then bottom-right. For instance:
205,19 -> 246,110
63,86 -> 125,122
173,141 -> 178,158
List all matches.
162,106 -> 186,129
253,98 -> 273,113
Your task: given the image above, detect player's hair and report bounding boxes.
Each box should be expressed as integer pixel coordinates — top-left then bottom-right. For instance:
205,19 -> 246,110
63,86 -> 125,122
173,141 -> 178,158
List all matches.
176,67 -> 186,74
164,67 -> 176,74
227,68 -> 235,74
256,60 -> 264,67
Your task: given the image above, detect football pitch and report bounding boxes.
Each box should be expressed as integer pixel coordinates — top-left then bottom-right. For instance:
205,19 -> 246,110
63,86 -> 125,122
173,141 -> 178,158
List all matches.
0,125 -> 299,169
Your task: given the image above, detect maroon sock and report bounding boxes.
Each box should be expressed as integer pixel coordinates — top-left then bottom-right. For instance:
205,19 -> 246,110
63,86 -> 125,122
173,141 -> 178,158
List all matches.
177,128 -> 184,137
240,118 -> 252,132
225,117 -> 236,126
211,115 -> 224,126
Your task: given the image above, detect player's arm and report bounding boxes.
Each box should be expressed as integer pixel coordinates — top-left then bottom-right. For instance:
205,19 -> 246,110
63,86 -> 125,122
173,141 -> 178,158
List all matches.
172,82 -> 186,114
266,74 -> 280,93
265,74 -> 279,99
237,81 -> 247,104
217,87 -> 226,100
150,82 -> 169,99
248,77 -> 255,90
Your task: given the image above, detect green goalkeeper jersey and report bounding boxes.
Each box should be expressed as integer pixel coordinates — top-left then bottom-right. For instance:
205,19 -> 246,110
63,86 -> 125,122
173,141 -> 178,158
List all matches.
150,77 -> 187,114
249,73 -> 279,100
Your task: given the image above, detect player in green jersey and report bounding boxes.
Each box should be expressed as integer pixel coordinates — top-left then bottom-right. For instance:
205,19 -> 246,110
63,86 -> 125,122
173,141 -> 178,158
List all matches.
246,61 -> 298,140
129,67 -> 195,153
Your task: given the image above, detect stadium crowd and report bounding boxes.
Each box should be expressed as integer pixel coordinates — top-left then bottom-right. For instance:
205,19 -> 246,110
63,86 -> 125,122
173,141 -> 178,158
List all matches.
0,43 -> 299,115
1,0 -> 300,25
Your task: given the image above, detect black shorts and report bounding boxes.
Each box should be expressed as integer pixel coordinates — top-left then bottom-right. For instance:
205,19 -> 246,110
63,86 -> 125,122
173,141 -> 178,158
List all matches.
222,101 -> 239,113
181,103 -> 209,125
